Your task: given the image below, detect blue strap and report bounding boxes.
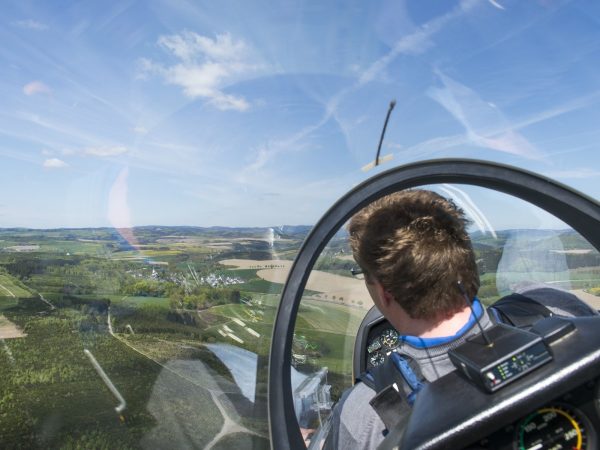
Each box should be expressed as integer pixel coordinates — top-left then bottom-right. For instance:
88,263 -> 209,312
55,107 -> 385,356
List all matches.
401,297 -> 484,348
389,352 -> 425,405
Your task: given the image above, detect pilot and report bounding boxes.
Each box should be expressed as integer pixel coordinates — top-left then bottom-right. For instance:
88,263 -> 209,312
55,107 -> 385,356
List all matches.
323,189 -> 597,449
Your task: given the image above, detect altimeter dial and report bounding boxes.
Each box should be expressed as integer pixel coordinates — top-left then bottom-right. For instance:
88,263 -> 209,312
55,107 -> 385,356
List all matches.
381,328 -> 399,349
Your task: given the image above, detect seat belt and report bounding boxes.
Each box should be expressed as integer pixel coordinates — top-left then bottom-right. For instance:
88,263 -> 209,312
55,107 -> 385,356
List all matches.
358,352 -> 426,431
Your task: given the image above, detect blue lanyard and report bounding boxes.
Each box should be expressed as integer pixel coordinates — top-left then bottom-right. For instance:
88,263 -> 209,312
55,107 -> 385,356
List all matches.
400,297 -> 484,348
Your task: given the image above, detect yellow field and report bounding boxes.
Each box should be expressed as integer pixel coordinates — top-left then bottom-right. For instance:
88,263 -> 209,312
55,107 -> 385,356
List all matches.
220,259 -> 372,309
219,259 -> 292,270
0,315 -> 26,339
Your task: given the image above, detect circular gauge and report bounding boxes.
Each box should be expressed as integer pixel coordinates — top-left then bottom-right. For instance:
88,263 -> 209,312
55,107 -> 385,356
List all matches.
367,337 -> 382,354
514,404 -> 591,450
369,351 -> 385,367
381,328 -> 399,349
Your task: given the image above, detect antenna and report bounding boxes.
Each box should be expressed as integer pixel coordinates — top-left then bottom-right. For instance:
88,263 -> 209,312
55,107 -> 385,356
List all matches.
456,281 -> 492,346
375,99 -> 396,167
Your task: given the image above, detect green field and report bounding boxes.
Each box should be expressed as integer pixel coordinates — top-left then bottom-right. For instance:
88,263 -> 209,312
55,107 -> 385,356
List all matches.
0,227 -> 307,448
0,292 -> 272,448
107,295 -> 170,308
493,269 -> 600,292
0,273 -> 33,298
0,301 -> 165,448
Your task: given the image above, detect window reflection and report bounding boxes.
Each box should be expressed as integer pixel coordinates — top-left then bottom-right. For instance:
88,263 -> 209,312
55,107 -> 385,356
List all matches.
0,226 -> 298,448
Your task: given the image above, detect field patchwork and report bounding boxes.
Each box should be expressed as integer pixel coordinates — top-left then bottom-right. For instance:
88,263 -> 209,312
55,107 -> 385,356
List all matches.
220,259 -> 372,309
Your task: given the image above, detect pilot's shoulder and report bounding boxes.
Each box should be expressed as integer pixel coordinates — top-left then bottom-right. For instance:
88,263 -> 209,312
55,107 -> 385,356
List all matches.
344,379 -> 377,404
338,382 -> 385,449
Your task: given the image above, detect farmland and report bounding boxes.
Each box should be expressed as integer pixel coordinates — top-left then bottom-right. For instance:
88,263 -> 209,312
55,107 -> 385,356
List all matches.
0,227 -> 287,448
0,226 -> 599,448
0,225 -> 359,449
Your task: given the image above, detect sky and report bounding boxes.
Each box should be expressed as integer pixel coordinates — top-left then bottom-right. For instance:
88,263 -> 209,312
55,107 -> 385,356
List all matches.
2,0 -> 600,229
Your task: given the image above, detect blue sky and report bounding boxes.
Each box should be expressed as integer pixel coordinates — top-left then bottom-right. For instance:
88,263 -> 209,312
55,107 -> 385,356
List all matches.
2,0 -> 600,229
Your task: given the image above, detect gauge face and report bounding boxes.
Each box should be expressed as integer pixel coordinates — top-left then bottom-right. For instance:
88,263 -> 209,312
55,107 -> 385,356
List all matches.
515,405 -> 589,450
381,328 -> 399,349
369,351 -> 385,367
367,338 -> 382,354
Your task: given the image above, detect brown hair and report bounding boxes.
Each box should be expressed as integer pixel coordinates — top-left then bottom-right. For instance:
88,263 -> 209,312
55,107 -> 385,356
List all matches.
348,189 -> 479,321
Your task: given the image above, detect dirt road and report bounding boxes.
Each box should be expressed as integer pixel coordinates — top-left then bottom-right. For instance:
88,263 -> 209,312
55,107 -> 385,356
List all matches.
0,283 -> 15,298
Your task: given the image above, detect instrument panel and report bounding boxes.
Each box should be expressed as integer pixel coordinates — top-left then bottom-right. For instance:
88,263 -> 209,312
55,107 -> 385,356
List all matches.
365,322 -> 401,369
467,380 -> 600,449
357,314 -> 600,449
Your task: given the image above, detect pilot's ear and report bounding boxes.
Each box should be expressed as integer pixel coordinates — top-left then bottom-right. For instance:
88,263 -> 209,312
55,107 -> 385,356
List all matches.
374,281 -> 395,310
381,288 -> 395,309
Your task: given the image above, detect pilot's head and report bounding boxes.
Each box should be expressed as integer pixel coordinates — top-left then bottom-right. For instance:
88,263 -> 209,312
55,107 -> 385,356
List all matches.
348,189 -> 479,322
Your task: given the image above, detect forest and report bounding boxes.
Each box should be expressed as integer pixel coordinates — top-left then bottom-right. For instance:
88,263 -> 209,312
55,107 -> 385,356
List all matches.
0,226 -> 298,448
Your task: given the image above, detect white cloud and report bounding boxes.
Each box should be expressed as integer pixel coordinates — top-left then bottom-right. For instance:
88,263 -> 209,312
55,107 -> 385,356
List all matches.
23,81 -> 51,96
140,31 -> 263,111
43,158 -> 68,169
210,92 -> 250,111
158,31 -> 247,63
13,20 -> 48,31
84,146 -> 128,157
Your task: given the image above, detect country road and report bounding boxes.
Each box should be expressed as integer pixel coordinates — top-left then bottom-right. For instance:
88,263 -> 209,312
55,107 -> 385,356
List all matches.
38,293 -> 55,310
0,283 -> 15,298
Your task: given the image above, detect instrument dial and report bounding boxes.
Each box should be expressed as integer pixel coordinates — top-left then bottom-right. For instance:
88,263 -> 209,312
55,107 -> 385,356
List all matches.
367,337 -> 382,354
515,405 -> 590,450
381,328 -> 399,349
369,351 -> 385,367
